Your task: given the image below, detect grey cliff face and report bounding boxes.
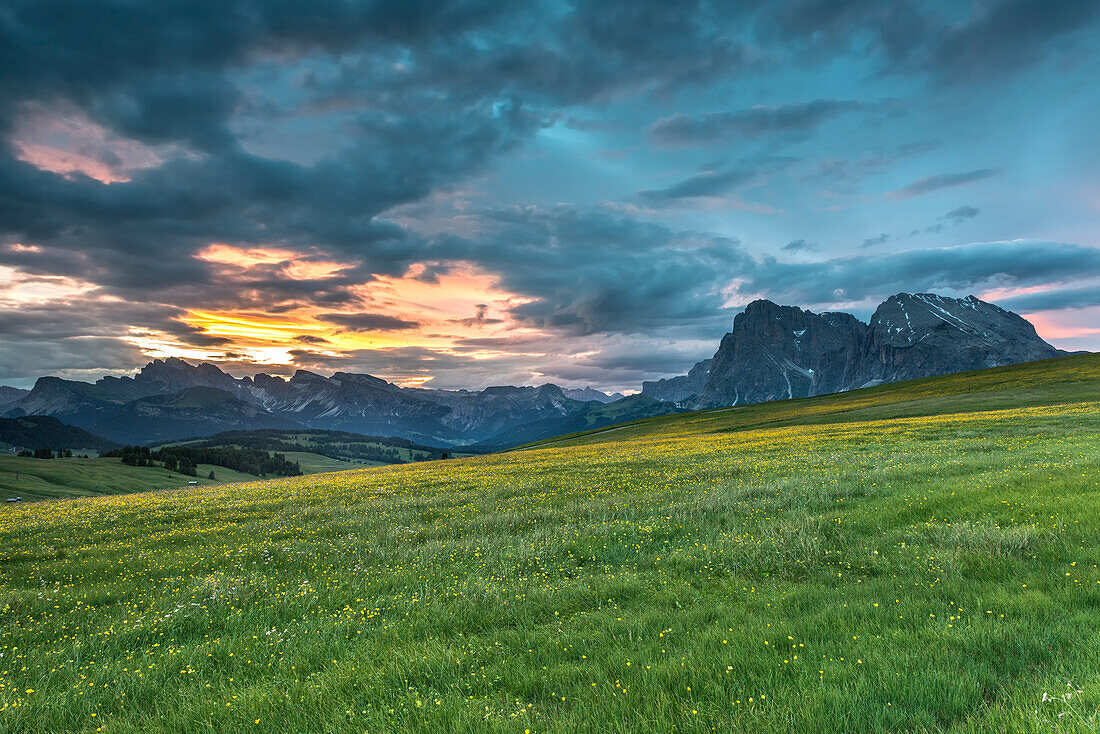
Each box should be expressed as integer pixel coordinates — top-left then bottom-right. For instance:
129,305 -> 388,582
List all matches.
698,301 -> 869,407
1,292 -> 1064,445
694,293 -> 1062,408
854,293 -> 1062,386
641,359 -> 712,403
0,386 -> 28,409
3,359 -> 650,446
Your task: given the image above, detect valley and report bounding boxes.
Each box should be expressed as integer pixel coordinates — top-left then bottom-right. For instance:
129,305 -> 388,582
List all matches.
4,5 -> 1097,731
0,353 -> 1096,731
1,293 -> 1065,450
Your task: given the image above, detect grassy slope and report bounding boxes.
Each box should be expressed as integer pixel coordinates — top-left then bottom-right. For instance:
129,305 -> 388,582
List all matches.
0,354 -> 1097,732
0,456 -> 258,502
0,450 -> 354,502
279,450 -> 378,472
167,432 -> 447,463
525,353 -> 1100,449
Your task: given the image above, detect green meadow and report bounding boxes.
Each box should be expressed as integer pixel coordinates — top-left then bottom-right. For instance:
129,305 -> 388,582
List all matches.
0,354 -> 1098,732
0,455 -> 255,503
0,450 -> 363,503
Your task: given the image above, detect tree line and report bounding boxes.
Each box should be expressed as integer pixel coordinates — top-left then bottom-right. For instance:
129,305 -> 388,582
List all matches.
102,445 -> 302,478
182,430 -> 446,465
16,448 -> 82,459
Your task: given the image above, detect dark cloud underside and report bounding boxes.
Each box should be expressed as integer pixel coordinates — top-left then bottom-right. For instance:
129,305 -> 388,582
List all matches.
0,0 -> 1097,387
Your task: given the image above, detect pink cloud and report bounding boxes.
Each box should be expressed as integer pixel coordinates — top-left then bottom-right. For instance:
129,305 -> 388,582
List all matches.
10,102 -> 167,183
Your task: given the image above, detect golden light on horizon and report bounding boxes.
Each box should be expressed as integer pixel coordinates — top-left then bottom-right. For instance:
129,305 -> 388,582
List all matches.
166,258 -> 557,386
0,249 -> 559,384
198,244 -> 347,280
0,265 -> 98,306
179,264 -> 530,352
186,310 -> 323,342
1021,310 -> 1100,340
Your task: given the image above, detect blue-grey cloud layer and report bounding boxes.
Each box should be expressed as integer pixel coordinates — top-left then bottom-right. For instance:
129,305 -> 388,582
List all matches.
0,0 -> 1097,387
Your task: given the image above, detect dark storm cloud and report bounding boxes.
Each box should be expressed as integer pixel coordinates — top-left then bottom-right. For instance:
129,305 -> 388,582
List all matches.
0,0 -> 515,134
740,241 -> 1100,306
944,205 -> 980,221
754,0 -> 931,64
318,313 -> 420,332
432,206 -> 749,335
0,0 -> 1070,287
925,0 -> 1100,84
650,100 -> 867,146
781,239 -> 818,253
998,285 -> 1100,313
887,169 -> 1000,199
331,0 -> 756,105
754,0 -> 1100,83
639,157 -> 794,202
0,0 -> 756,309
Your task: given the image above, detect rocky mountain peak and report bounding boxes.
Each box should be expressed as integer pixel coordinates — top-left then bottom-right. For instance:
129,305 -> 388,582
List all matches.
641,358 -> 713,403
699,297 -> 870,406
130,357 -> 240,395
869,292 -> 1045,349
289,370 -> 326,383
0,385 -> 28,409
694,292 -> 1061,408
534,383 -> 566,399
562,386 -> 623,403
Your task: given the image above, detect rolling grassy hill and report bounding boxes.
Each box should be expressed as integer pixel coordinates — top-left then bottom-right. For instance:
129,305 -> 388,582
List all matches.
0,455 -> 260,502
0,416 -> 119,453
160,428 -> 459,464
0,447 -> 367,502
0,353 -> 1097,732
523,353 -> 1100,449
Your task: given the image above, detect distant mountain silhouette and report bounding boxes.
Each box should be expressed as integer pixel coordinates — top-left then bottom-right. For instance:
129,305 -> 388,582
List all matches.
3,360 -> 654,447
658,293 -> 1063,408
0,415 -> 119,452
1,293 -> 1066,446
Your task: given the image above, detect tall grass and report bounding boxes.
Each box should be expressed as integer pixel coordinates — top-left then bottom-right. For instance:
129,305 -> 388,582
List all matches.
0,384 -> 1098,731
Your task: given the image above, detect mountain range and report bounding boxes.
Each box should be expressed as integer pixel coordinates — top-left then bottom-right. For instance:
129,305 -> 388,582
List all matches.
0,415 -> 120,452
2,293 -> 1067,447
646,292 -> 1064,405
2,358 -> 656,448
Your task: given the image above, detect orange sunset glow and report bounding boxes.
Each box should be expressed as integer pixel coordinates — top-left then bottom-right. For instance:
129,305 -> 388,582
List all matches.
2,5 -> 1100,732
170,257 -> 549,382
0,0 -> 1096,396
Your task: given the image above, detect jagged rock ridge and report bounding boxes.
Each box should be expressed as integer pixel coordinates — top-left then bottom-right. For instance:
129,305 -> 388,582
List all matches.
641,359 -> 711,403
1,293 -> 1064,444
694,293 -> 1063,407
0,386 -> 28,409
3,359 -> 666,447
563,386 -> 625,403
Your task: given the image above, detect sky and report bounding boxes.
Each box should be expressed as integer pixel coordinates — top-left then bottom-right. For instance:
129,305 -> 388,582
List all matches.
1,0 -> 1098,392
